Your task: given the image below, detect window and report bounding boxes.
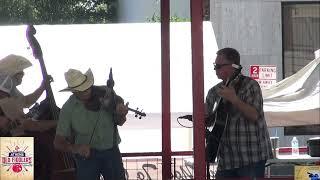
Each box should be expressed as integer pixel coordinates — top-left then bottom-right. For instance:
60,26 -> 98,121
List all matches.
282,2 -> 320,135
282,2 -> 320,78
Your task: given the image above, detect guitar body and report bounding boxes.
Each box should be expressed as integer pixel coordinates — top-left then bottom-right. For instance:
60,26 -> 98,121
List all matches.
206,103 -> 229,163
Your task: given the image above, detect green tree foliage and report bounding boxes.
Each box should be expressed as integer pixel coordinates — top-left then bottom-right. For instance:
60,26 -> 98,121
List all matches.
147,14 -> 191,22
146,0 -> 210,22
0,0 -> 118,25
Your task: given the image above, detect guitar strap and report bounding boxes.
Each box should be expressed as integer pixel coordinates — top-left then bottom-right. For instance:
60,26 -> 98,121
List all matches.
208,75 -> 245,142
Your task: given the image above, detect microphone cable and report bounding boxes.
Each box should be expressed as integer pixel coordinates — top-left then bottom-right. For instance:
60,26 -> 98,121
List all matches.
176,115 -> 193,128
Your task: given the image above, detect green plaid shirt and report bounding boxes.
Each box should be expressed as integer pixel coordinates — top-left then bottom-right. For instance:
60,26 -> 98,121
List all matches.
206,75 -> 273,170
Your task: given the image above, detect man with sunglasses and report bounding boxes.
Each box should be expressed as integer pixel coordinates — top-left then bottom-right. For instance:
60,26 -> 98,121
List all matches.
205,47 -> 273,178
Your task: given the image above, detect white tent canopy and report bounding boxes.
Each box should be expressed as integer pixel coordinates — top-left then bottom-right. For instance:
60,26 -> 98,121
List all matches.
263,52 -> 320,127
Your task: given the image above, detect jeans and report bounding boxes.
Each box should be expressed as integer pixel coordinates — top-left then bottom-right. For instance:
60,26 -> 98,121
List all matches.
215,160 -> 266,179
74,146 -> 125,180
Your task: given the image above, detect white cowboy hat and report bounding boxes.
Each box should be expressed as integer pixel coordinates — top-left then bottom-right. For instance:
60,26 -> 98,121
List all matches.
0,74 -> 13,94
60,68 -> 94,92
0,54 -> 32,76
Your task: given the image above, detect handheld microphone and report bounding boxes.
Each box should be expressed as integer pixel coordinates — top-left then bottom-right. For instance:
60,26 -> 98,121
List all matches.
178,115 -> 193,121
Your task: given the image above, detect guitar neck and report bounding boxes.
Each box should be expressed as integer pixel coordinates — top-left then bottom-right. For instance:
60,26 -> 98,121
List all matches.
38,58 -> 59,120
44,85 -> 57,105
128,107 -> 146,117
38,57 -> 55,100
128,107 -> 137,114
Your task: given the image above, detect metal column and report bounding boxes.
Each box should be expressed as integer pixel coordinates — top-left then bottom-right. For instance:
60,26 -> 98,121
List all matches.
161,0 -> 171,179
191,0 -> 207,179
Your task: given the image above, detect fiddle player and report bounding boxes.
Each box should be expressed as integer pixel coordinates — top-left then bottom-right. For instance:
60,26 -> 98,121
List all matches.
54,68 -> 128,180
205,48 -> 273,178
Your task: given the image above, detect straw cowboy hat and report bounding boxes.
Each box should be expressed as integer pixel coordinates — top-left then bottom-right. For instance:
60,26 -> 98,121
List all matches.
0,74 -> 13,94
0,54 -> 32,76
60,68 -> 94,92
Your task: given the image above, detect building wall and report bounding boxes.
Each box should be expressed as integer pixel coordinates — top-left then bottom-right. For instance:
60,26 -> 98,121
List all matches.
210,0 -> 317,80
210,0 -> 283,80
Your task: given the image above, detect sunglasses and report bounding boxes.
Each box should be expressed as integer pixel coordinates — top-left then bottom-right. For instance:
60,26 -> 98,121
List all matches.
213,63 -> 232,70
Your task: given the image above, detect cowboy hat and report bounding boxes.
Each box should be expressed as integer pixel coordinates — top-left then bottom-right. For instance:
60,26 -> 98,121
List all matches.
60,68 -> 94,92
0,54 -> 32,76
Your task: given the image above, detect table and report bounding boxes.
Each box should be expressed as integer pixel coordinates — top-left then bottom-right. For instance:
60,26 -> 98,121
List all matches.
266,155 -> 320,178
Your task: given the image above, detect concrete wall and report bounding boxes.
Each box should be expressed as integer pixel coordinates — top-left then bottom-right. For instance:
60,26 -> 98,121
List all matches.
210,0 -> 283,80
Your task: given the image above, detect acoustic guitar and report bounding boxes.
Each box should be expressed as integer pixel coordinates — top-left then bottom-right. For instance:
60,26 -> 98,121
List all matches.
206,64 -> 242,163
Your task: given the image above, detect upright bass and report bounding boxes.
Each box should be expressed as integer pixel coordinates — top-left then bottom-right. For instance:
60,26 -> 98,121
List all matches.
26,25 -> 76,180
